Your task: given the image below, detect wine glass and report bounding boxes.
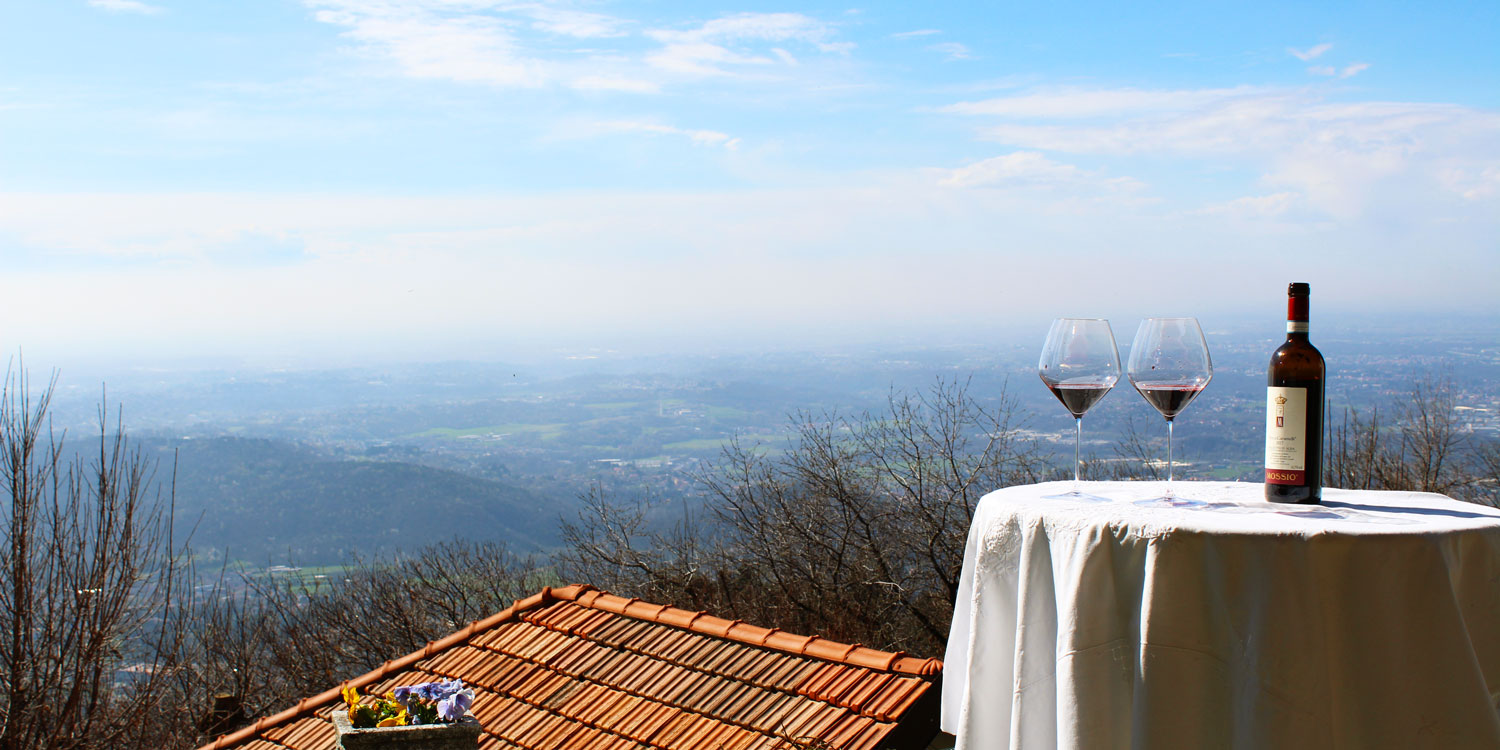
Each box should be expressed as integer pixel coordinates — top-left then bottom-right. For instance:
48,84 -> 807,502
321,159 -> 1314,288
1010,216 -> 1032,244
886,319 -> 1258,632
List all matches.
1127,318 -> 1213,507
1038,318 -> 1121,502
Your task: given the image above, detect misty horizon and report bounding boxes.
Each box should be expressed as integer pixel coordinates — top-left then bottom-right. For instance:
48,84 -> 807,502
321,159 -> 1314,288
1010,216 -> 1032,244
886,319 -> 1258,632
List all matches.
8,306 -> 1495,377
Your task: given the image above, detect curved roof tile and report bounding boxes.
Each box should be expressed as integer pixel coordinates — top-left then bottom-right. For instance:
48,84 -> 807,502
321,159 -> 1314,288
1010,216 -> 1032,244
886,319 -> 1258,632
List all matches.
197,584 -> 941,750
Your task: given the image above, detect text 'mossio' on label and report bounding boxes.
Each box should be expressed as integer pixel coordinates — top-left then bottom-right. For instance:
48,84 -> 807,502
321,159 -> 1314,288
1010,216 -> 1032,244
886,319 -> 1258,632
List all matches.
1266,386 -> 1308,485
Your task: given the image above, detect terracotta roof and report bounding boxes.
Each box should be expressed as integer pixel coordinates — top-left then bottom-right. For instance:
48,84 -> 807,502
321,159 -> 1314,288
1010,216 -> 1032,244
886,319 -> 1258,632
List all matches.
198,584 -> 942,750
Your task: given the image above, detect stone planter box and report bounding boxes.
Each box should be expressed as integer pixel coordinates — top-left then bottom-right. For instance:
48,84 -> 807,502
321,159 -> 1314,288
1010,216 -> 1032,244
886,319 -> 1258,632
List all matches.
331,710 -> 481,750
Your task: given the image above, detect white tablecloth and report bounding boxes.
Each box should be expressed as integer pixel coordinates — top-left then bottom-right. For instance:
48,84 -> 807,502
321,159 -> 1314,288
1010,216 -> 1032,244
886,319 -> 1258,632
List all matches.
941,481 -> 1500,750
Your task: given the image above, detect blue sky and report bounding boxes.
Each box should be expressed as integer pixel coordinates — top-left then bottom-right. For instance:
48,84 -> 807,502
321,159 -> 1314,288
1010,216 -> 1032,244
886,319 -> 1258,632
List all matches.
1,1 -> 1497,364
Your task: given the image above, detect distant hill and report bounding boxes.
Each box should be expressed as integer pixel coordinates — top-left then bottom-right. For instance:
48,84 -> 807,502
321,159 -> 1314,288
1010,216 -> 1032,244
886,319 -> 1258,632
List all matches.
138,436 -> 562,565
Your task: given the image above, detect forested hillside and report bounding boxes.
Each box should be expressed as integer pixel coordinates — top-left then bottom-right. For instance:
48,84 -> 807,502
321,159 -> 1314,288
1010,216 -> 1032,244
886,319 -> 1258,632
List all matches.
137,436 -> 560,564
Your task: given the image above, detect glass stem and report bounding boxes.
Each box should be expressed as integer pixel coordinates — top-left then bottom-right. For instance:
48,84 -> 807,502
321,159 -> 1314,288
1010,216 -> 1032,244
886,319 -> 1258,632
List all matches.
1165,418 -> 1175,498
1072,417 -> 1082,492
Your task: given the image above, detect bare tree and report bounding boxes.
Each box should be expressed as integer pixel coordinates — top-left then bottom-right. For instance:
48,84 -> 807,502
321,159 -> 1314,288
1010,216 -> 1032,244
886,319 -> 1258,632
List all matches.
170,567 -> 279,741
556,485 -> 707,605
1393,377 -> 1467,495
179,539 -> 541,724
0,368 -> 193,750
561,378 -> 1042,657
1328,375 -> 1477,498
1105,413 -> 1163,481
0,368 -> 547,749
1327,403 -> 1394,491
1472,438 -> 1500,508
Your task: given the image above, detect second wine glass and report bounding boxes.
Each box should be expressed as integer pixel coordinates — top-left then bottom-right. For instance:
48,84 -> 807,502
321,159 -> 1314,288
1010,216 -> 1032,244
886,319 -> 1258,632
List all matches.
1128,317 -> 1213,508
1038,318 -> 1120,502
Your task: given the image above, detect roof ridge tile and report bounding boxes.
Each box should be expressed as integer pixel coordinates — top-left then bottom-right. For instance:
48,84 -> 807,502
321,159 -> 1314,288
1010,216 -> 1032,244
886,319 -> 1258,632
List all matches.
695,615 -> 736,638
761,631 -> 814,655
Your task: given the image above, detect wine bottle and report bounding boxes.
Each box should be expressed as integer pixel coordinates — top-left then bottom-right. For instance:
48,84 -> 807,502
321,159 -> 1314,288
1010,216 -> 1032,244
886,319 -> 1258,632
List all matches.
1265,282 -> 1325,503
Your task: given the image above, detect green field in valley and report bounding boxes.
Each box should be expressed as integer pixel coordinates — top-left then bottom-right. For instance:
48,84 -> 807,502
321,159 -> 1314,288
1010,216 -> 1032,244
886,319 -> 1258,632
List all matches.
662,433 -> 789,452
412,423 -> 569,440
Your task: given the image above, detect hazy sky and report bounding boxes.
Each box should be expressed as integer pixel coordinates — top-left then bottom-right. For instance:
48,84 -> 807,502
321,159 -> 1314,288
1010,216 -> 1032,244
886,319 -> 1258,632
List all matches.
1,1 -> 1497,365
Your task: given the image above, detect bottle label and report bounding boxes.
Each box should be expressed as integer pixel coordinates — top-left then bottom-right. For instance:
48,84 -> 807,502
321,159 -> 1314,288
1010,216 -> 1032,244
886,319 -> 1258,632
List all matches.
1266,386 -> 1308,484
1286,321 -> 1309,333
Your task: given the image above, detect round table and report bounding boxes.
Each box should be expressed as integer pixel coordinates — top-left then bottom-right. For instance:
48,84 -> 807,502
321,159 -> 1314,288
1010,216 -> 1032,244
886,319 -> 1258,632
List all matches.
940,481 -> 1500,750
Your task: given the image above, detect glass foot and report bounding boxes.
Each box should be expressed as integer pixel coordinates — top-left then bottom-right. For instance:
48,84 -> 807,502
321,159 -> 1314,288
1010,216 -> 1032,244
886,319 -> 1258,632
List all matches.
1133,496 -> 1206,509
1043,490 -> 1113,503
1274,508 -> 1345,519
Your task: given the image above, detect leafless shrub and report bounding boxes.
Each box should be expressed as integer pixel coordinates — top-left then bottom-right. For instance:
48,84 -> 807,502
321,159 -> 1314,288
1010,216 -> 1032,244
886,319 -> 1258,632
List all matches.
556,485 -> 707,605
178,538 -> 542,731
561,378 -> 1042,657
1103,413 -> 1163,481
1328,375 -> 1486,500
0,367 -> 195,750
1472,439 -> 1500,507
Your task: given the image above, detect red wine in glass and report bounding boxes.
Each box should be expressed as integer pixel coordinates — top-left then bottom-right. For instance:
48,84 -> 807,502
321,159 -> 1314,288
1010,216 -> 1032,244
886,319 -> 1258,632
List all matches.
1038,318 -> 1121,502
1136,384 -> 1206,419
1127,318 -> 1213,508
1047,382 -> 1114,417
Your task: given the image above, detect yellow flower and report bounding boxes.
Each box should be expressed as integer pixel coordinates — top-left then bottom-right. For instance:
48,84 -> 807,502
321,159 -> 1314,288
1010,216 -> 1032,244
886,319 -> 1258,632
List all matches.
376,716 -> 401,728
342,686 -> 360,707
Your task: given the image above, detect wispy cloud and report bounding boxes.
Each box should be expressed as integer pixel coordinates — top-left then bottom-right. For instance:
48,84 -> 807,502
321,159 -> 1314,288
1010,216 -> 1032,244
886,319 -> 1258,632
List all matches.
1288,43 -> 1333,61
941,85 -> 1500,219
592,120 -> 741,149
1309,62 -> 1370,79
514,5 -> 628,38
304,4 -> 848,90
891,29 -> 940,39
570,75 -> 660,94
644,12 -> 847,77
308,0 -> 545,87
645,41 -> 776,76
940,151 -> 1143,193
1439,165 -> 1500,201
1195,192 -> 1300,219
941,86 -> 1260,119
646,13 -> 836,45
1339,62 -> 1370,78
929,42 -> 973,61
88,0 -> 163,14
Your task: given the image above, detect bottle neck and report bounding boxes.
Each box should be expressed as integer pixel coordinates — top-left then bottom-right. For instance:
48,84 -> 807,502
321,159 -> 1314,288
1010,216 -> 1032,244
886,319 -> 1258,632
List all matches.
1286,295 -> 1309,339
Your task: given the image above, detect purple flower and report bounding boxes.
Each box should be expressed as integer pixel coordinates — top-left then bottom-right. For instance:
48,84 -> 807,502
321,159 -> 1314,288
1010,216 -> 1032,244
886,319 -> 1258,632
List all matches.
437,689 -> 473,721
392,686 -> 413,705
415,681 -> 444,701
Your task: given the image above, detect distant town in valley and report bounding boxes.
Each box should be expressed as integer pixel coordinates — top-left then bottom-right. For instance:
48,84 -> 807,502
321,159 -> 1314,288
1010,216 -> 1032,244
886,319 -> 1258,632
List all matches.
33,316 -> 1500,569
